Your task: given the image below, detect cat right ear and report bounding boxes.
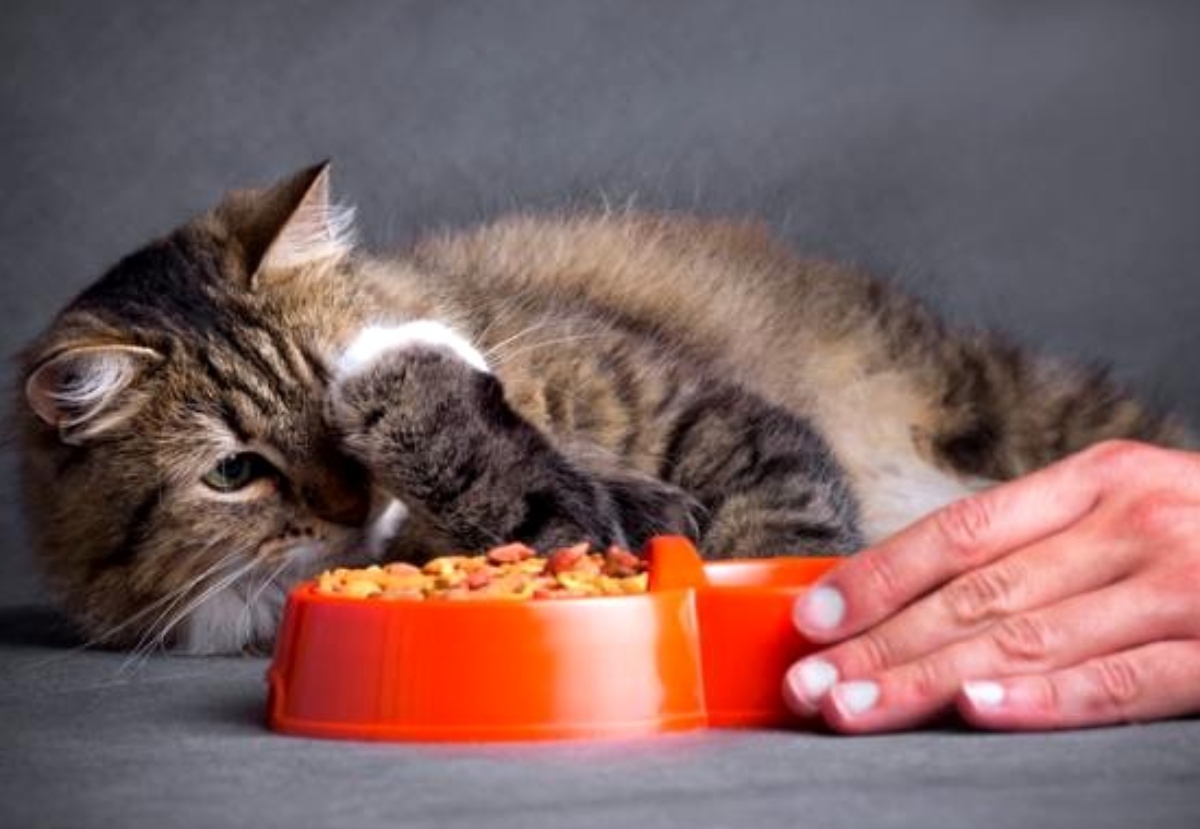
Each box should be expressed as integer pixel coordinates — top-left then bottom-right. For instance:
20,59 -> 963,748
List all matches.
25,345 -> 164,445
218,161 -> 356,284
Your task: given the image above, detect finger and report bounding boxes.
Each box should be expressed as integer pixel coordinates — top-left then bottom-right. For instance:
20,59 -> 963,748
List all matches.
958,641 -> 1200,731
786,513 -> 1137,710
809,578 -> 1181,733
794,450 -> 1109,643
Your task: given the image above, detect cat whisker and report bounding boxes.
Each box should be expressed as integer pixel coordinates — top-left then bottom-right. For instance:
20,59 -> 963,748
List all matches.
118,556 -> 260,674
116,549 -> 247,659
118,576 -> 235,672
487,333 -> 604,368
114,544 -> 255,666
480,321 -> 557,364
238,555 -> 292,649
13,557 -> 244,678
62,547 -> 243,658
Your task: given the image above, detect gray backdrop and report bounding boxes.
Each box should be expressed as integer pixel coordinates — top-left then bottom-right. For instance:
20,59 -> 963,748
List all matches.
3,2 -> 1198,598
4,5 -> 1200,829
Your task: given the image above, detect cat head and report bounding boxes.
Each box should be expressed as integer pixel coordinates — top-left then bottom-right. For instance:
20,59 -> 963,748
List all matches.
16,163 -> 413,654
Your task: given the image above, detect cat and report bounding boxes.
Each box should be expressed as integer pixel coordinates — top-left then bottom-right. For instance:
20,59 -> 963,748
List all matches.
14,163 -> 1189,655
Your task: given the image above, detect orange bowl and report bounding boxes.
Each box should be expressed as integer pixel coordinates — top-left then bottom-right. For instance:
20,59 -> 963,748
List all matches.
266,537 -> 840,741
644,536 -> 839,729
266,578 -> 707,742
697,557 -> 839,727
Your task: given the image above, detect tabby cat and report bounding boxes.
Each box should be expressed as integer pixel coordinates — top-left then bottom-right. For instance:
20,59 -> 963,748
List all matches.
14,163 -> 1188,654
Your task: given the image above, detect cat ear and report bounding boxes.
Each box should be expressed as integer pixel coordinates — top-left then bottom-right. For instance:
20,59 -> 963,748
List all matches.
25,345 -> 164,445
219,161 -> 355,282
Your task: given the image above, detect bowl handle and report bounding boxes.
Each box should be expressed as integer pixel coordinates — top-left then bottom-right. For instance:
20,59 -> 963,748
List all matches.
645,536 -> 709,590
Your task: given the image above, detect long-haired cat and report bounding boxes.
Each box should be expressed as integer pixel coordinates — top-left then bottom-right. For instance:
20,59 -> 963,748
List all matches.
14,163 -> 1188,654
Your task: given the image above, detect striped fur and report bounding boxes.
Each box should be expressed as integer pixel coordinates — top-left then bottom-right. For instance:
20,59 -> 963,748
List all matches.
13,165 -> 1189,653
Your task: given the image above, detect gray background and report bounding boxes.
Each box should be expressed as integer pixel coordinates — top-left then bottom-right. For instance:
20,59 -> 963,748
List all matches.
4,0 -> 1200,604
2,3 -> 1199,828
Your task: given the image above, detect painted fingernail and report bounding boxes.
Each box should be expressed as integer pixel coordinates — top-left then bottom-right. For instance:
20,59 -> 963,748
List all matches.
786,659 -> 840,710
795,585 -> 846,633
962,680 -> 1006,708
831,680 -> 880,718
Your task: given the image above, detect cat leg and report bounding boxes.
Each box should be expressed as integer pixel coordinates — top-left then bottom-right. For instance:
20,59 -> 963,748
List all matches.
659,386 -> 864,557
328,325 -> 627,551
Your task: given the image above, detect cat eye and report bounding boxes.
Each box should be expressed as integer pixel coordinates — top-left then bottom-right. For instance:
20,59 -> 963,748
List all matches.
202,453 -> 275,493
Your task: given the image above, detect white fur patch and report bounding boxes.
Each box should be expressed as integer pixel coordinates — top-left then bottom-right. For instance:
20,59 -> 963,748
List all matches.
177,587 -> 257,655
177,544 -> 331,654
857,456 -> 994,543
336,321 -> 490,377
365,498 -> 408,558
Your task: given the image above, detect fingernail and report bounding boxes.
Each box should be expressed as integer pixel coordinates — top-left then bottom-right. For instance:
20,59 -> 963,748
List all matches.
831,680 -> 880,717
786,658 -> 840,710
796,585 -> 846,633
963,680 -> 1006,708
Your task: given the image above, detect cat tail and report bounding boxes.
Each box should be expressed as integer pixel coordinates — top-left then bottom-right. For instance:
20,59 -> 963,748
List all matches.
931,332 -> 1195,480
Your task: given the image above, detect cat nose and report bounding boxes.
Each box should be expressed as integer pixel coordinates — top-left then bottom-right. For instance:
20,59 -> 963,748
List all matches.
295,450 -> 371,528
304,482 -> 371,528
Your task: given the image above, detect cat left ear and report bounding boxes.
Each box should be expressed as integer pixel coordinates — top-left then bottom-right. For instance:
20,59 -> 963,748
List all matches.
219,161 -> 356,283
25,344 -> 164,445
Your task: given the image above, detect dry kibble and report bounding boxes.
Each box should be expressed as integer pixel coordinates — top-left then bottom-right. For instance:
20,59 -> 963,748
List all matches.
314,542 -> 647,601
485,543 -> 536,564
341,579 -> 383,599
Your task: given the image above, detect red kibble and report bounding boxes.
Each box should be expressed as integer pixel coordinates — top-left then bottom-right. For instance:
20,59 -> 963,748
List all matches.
466,570 -> 492,590
543,542 -> 590,575
602,546 -> 643,577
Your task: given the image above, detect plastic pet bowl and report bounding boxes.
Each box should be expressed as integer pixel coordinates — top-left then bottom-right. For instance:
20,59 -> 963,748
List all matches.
266,536 -> 839,741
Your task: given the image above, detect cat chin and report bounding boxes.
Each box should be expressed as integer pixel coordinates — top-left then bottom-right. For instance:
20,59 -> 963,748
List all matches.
335,320 -> 490,377
174,542 -> 349,655
175,582 -> 285,655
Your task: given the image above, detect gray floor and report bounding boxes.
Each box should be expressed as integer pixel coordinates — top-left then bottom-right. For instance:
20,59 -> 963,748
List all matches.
4,2 -> 1200,827
4,607 -> 1199,829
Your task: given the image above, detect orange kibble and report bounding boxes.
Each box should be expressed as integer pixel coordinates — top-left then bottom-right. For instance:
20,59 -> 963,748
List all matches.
485,542 -> 536,564
383,562 -> 422,576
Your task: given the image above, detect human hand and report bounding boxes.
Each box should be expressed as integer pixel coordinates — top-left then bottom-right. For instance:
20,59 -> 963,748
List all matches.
784,440 -> 1200,732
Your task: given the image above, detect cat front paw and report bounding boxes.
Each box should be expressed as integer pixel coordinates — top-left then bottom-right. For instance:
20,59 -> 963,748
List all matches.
326,322 -> 500,488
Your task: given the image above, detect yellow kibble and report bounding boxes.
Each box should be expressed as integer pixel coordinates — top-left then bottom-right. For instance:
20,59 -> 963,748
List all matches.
341,579 -> 383,599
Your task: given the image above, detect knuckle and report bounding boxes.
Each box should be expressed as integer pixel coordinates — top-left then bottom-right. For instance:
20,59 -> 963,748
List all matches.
933,496 -> 994,559
941,564 -> 1018,627
1091,656 -> 1142,717
1124,493 -> 1190,543
1080,439 -> 1151,473
855,630 -> 896,673
906,656 -> 949,702
1179,559 -> 1200,599
1027,674 -> 1064,717
989,615 -> 1052,665
858,551 -> 905,608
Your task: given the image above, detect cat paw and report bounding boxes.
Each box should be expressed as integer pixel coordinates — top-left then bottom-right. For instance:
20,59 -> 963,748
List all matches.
327,322 -> 496,468
335,321 -> 489,380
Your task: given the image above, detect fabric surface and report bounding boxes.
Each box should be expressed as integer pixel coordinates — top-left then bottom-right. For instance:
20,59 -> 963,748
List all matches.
3,2 -> 1200,827
3,608 -> 1200,829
